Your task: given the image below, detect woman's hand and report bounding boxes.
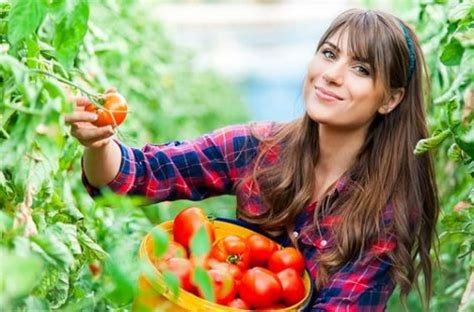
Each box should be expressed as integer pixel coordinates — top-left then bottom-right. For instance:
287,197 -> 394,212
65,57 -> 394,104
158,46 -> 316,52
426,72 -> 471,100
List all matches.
65,88 -> 116,149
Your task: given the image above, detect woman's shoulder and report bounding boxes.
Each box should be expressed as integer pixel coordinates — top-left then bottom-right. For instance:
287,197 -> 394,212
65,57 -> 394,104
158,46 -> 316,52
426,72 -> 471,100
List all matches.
212,120 -> 283,141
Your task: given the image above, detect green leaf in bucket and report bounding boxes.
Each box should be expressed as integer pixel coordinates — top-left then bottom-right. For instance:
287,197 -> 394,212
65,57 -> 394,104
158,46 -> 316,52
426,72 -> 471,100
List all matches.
162,271 -> 180,301
189,226 -> 211,257
192,266 -> 215,303
151,227 -> 169,258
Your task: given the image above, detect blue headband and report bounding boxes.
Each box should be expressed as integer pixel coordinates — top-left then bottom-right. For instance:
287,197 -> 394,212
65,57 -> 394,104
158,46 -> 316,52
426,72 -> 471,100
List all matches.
399,22 -> 416,85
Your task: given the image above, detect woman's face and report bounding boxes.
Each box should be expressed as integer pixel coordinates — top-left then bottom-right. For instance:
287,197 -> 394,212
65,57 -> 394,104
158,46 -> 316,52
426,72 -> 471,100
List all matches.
303,30 -> 387,131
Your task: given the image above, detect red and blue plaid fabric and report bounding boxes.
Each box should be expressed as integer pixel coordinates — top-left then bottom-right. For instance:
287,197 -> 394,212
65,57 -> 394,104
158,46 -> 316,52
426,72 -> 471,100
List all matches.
83,122 -> 397,311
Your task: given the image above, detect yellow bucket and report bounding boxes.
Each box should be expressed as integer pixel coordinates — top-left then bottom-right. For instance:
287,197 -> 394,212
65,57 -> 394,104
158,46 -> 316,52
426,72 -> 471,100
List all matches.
135,219 -> 313,312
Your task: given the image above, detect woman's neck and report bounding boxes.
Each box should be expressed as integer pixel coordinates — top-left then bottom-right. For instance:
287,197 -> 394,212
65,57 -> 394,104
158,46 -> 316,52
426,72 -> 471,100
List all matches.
315,123 -> 368,179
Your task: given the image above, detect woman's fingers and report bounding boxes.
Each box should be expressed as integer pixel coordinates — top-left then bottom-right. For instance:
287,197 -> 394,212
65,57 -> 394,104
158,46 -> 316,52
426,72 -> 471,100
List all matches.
64,111 -> 98,124
71,125 -> 114,146
70,95 -> 93,107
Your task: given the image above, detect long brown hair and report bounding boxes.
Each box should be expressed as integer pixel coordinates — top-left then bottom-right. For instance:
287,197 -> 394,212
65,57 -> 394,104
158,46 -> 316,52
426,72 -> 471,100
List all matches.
237,9 -> 439,309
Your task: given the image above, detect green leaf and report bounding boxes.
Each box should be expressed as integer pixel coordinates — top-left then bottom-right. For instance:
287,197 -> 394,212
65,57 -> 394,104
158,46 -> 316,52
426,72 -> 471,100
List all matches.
104,259 -> 136,306
50,223 -> 82,255
447,143 -> 463,161
150,227 -> 169,258
414,129 -> 451,155
7,0 -> 47,45
0,247 -> 44,303
53,0 -> 89,68
47,268 -> 70,309
192,266 -> 214,302
448,2 -> 474,22
440,38 -> 465,66
162,271 -> 180,300
77,230 -> 108,260
189,226 -> 211,257
30,233 -> 75,267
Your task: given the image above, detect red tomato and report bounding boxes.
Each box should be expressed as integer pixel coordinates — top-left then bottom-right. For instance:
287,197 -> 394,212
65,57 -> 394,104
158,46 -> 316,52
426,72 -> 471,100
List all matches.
246,233 -> 279,267
173,207 -> 215,251
85,92 -> 128,127
208,261 -> 243,288
148,240 -> 187,271
261,303 -> 286,311
238,267 -> 282,309
163,257 -> 194,292
268,247 -> 305,276
227,298 -> 250,309
277,268 -> 306,306
88,262 -> 101,277
210,235 -> 250,271
200,269 -> 237,305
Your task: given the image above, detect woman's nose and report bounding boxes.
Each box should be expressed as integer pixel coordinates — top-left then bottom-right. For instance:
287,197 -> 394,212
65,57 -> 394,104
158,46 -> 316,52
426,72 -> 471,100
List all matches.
322,62 -> 345,86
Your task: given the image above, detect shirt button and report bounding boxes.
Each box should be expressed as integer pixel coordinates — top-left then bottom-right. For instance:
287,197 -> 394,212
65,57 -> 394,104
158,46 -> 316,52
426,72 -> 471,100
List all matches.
320,240 -> 328,247
292,231 -> 299,238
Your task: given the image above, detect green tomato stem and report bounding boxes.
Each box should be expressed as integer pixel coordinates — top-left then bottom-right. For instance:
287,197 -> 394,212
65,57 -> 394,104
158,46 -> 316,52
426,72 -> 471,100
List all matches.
29,69 -> 101,102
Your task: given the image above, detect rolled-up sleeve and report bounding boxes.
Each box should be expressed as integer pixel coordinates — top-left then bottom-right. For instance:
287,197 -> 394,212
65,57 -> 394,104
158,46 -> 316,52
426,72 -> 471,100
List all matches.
82,122 -> 274,202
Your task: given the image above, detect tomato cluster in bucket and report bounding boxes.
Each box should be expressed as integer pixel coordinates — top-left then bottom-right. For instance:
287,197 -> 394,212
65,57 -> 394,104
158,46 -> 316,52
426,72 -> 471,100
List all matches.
144,207 -> 308,310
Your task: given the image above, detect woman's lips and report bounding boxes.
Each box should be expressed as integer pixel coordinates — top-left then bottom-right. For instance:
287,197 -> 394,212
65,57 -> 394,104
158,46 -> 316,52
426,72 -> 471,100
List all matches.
315,87 -> 343,101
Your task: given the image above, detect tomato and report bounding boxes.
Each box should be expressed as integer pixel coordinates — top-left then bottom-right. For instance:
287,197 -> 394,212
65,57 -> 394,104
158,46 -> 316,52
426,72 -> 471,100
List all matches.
227,298 -> 250,309
238,267 -> 282,309
245,233 -> 279,267
88,262 -> 101,277
85,91 -> 128,127
208,261 -> 243,288
268,247 -> 305,276
148,240 -> 187,271
210,235 -> 250,271
162,257 -> 194,292
261,303 -> 286,311
173,207 -> 215,251
277,268 -> 306,306
198,269 -> 237,305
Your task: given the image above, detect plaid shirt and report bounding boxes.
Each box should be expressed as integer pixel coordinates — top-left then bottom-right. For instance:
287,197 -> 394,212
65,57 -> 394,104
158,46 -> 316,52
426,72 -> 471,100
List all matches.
83,122 -> 397,311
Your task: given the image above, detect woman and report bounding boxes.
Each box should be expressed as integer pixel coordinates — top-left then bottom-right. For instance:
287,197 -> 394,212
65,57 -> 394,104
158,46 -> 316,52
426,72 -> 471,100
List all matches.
66,8 -> 439,311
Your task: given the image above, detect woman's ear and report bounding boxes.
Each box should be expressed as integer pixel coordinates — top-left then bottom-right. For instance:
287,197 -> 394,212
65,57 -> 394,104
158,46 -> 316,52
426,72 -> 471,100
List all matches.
378,88 -> 405,115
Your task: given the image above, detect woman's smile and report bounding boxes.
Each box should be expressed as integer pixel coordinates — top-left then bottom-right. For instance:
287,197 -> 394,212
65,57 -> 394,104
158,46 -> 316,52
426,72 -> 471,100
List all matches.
314,86 -> 344,102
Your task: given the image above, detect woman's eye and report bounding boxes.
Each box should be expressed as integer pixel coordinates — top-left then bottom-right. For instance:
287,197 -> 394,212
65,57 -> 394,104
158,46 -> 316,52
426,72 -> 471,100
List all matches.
355,65 -> 370,76
322,49 -> 335,59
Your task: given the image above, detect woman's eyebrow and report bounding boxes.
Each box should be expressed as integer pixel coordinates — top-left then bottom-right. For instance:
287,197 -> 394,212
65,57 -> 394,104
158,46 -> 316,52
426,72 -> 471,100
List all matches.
323,41 -> 370,64
323,41 -> 340,52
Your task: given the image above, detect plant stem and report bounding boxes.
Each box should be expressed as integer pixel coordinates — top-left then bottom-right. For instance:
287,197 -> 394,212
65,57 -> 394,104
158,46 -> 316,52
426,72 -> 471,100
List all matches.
29,69 -> 101,100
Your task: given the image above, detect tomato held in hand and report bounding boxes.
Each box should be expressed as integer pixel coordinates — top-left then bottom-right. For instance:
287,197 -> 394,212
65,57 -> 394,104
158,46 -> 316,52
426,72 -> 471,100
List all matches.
277,268 -> 306,306
238,267 -> 282,309
173,207 -> 216,251
210,235 -> 250,271
85,91 -> 128,127
268,247 -> 305,276
245,233 -> 279,267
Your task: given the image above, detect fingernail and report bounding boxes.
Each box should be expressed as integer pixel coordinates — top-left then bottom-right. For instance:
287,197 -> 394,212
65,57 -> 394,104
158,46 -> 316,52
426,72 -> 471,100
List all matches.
91,114 -> 98,121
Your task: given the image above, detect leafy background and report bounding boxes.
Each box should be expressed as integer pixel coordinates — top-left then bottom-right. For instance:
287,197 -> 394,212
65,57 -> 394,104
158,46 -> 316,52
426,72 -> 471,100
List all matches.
0,0 -> 472,311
